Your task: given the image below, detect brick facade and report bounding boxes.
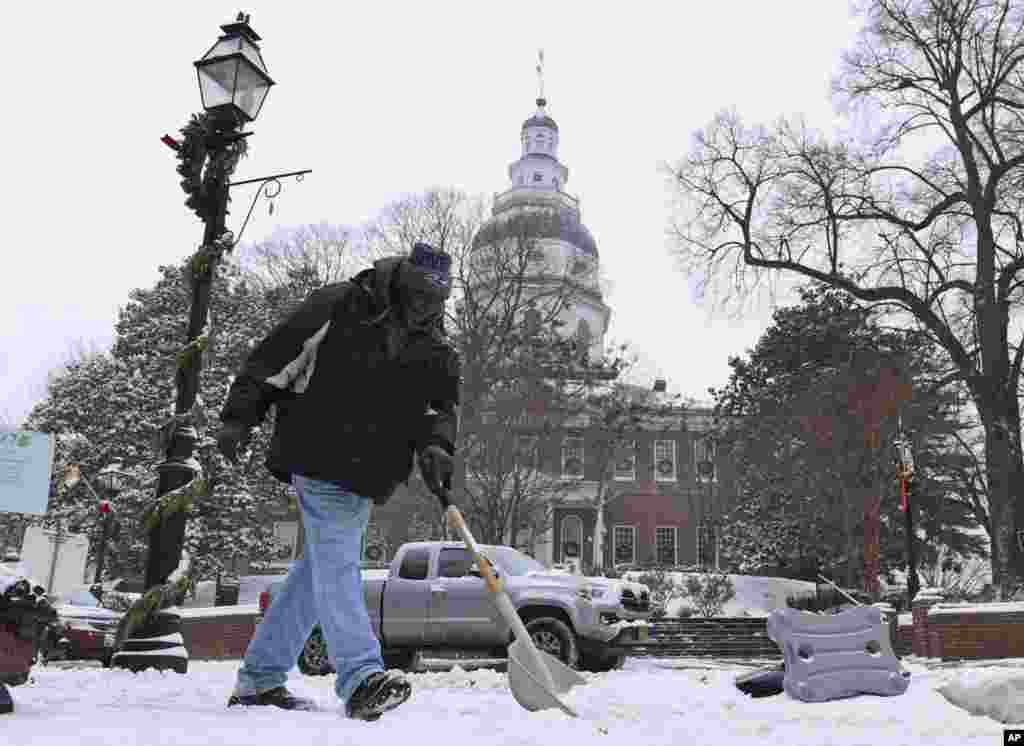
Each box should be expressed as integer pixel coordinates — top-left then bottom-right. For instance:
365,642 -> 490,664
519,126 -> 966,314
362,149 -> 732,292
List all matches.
925,604 -> 1024,661
179,611 -> 258,660
168,599 -> 1024,664
247,405 -> 732,572
604,490 -> 694,565
911,588 -> 944,657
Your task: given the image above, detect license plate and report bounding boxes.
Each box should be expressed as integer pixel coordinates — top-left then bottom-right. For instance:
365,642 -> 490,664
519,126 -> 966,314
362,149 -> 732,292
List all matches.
637,626 -> 648,641
104,633 -> 115,647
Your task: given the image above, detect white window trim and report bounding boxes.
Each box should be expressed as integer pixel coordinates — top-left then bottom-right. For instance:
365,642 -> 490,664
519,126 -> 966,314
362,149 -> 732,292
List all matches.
613,440 -> 637,481
655,526 -> 677,566
613,525 -> 636,566
696,521 -> 717,568
653,439 -> 677,482
561,437 -> 585,480
694,437 -> 718,483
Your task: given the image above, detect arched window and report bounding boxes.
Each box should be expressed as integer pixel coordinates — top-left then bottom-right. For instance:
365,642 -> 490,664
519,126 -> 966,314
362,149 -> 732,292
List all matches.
561,515 -> 582,562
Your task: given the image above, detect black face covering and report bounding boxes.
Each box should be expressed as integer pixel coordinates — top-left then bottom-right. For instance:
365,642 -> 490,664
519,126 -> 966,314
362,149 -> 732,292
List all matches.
396,261 -> 448,330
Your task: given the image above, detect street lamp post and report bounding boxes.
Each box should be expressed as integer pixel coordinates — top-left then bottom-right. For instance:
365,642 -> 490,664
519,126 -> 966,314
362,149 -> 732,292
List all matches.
114,12 -> 310,675
61,463 -> 127,593
893,420 -> 920,610
92,465 -> 127,588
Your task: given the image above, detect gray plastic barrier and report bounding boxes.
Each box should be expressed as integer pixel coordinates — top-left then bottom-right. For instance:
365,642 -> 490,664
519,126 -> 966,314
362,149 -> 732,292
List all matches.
766,606 -> 910,702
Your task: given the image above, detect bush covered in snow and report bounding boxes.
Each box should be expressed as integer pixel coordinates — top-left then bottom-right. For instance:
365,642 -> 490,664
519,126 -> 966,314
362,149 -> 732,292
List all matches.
682,571 -> 736,618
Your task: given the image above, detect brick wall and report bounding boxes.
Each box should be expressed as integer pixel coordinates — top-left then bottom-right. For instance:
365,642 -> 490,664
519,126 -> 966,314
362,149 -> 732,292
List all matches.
927,605 -> 1024,661
895,624 -> 913,657
605,491 -> 692,564
179,611 -> 258,660
0,624 -> 33,679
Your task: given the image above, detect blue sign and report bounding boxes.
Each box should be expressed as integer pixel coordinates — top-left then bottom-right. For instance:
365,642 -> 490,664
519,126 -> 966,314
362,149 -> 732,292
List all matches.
0,429 -> 55,515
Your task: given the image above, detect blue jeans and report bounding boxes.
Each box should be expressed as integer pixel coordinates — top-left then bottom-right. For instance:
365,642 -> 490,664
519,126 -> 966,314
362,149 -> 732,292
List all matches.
234,474 -> 384,705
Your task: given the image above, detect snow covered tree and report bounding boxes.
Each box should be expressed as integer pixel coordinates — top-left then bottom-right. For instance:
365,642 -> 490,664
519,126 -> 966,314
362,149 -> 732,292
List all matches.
23,260 -> 305,583
669,0 -> 1024,592
712,284 -> 986,587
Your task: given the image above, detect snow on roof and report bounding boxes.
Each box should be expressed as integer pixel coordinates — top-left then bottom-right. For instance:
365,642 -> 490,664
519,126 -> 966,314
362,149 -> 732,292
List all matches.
168,604 -> 260,619
929,601 -> 1024,617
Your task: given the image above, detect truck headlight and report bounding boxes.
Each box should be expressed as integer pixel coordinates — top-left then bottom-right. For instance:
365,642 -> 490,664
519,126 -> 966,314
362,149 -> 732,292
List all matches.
577,585 -> 606,601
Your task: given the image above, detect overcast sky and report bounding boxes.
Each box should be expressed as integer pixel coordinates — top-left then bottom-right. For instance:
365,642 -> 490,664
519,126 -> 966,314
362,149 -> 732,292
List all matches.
2,2 -> 865,425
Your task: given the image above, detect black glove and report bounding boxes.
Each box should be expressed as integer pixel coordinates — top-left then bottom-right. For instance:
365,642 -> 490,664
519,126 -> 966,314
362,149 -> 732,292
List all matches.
418,445 -> 453,501
216,422 -> 250,464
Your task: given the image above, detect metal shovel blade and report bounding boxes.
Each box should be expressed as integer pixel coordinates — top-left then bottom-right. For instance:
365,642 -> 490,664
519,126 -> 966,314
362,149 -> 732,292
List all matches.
441,499 -> 586,717
508,639 -> 587,716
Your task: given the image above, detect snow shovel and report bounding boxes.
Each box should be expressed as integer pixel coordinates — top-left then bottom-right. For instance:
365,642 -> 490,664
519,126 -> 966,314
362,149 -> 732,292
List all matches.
437,487 -> 586,717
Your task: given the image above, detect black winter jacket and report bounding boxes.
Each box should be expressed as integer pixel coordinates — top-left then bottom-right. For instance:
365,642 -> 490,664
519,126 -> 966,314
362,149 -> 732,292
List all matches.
220,257 -> 460,504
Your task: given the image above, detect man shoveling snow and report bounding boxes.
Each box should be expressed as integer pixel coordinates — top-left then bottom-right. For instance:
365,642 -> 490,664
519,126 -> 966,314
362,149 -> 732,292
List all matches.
217,242 -> 460,721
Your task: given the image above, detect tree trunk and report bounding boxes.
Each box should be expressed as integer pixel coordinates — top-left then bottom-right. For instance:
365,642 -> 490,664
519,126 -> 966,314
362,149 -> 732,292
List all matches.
843,485 -> 855,589
986,416 -> 1014,598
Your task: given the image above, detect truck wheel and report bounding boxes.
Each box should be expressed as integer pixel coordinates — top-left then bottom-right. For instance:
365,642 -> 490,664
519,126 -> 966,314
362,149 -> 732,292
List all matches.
297,627 -> 334,677
382,649 -> 421,672
578,651 -> 625,673
523,617 -> 578,669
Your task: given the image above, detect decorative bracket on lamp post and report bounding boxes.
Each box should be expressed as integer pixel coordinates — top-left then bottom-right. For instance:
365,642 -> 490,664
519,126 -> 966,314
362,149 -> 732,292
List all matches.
228,168 -> 313,247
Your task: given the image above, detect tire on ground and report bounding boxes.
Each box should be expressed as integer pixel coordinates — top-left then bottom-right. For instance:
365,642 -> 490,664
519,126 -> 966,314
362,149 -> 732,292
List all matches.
522,616 -> 579,669
382,649 -> 421,672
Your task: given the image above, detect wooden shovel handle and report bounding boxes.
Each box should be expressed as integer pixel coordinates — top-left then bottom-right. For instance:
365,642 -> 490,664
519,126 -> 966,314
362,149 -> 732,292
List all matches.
446,503 -> 500,595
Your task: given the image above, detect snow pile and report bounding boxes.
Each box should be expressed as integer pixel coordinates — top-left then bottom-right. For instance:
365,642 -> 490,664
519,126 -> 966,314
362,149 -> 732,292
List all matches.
170,605 -> 261,619
622,572 -> 816,617
586,578 -> 650,599
1,657 -> 1017,744
606,619 -> 649,634
937,669 -> 1024,724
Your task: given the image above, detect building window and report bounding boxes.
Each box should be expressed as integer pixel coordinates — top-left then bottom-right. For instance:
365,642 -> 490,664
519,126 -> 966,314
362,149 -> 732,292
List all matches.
654,440 -> 677,481
561,515 -> 582,562
272,521 -> 299,561
655,526 -> 677,566
515,434 -> 539,470
613,525 -> 636,565
613,440 -> 637,481
695,437 -> 717,483
696,522 -> 717,569
562,437 -> 584,479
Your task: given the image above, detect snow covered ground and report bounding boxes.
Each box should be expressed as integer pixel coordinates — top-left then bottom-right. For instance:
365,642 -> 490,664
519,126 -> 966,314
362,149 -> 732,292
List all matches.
3,656 -> 1020,744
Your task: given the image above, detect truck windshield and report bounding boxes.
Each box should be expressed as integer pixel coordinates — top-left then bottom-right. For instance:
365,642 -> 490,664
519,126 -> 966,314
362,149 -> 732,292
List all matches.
491,548 -> 546,577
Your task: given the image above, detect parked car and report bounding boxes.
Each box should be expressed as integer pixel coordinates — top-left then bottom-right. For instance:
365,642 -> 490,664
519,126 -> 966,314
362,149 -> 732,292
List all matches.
259,541 -> 652,677
42,586 -> 123,667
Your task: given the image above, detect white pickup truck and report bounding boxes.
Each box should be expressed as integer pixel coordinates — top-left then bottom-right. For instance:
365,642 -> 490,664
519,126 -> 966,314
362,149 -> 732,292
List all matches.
259,541 -> 651,674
